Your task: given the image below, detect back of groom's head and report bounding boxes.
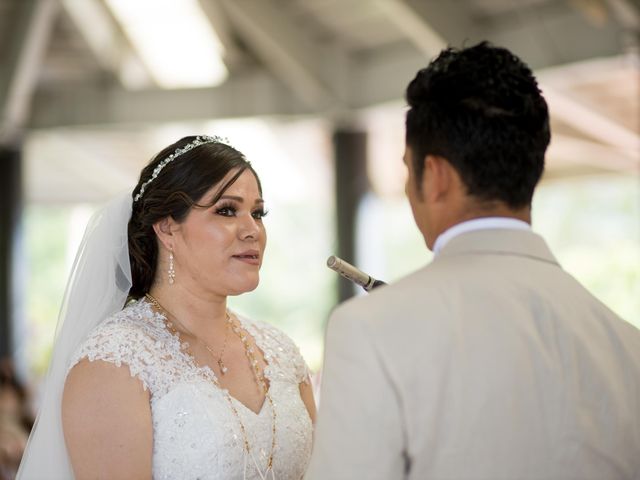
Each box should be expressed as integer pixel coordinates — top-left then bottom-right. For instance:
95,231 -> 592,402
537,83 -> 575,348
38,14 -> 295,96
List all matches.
405,42 -> 550,209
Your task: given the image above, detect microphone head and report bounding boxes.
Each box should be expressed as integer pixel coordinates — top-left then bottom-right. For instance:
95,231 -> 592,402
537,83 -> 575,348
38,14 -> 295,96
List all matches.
326,254 -> 386,292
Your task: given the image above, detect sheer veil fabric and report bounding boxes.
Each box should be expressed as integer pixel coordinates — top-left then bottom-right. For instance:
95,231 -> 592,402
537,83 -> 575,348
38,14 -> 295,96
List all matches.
17,192 -> 133,479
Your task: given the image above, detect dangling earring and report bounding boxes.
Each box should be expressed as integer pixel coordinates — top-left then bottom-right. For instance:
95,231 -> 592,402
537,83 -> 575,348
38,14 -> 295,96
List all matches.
168,250 -> 176,285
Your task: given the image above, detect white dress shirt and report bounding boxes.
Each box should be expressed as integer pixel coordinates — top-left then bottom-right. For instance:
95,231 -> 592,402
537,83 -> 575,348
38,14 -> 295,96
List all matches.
433,216 -> 530,256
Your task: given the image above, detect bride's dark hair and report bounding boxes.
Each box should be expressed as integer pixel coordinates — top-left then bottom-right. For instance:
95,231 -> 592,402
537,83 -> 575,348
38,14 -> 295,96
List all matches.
127,136 -> 262,299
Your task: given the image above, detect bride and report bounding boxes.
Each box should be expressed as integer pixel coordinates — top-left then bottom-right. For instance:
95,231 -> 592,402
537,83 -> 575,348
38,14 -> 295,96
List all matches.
18,135 -> 316,479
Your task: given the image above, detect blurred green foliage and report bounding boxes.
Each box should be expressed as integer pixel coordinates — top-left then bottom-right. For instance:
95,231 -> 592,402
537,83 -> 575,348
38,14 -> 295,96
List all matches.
24,207 -> 72,377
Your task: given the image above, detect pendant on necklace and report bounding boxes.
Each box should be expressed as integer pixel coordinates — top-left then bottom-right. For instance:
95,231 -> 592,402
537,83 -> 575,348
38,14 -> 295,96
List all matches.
218,359 -> 228,374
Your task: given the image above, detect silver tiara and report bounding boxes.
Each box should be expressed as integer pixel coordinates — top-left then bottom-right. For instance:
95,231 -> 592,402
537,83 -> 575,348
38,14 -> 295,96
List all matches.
133,135 -> 230,203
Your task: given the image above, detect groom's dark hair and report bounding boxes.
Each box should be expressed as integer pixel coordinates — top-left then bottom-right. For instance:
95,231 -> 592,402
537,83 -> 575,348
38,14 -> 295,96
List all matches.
405,41 -> 550,208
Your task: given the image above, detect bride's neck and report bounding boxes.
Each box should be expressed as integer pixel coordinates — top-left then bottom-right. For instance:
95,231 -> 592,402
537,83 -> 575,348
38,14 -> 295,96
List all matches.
147,283 -> 228,339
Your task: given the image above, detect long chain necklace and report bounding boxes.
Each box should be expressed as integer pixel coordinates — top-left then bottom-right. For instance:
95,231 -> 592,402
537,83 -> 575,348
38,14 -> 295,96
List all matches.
146,294 -> 232,374
144,294 -> 277,477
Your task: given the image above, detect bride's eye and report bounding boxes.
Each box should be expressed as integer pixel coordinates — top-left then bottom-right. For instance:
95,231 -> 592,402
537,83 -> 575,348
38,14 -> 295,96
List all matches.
216,205 -> 237,217
252,208 -> 269,220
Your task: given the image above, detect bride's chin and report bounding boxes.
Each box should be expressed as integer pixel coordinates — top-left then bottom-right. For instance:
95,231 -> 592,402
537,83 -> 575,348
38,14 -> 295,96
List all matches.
226,277 -> 260,296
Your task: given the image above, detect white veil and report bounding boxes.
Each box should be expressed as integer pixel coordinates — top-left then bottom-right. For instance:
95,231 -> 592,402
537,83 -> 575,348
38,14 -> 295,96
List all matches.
17,192 -> 133,479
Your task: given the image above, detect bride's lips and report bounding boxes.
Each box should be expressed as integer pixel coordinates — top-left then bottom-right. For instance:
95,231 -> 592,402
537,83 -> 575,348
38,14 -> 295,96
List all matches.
232,249 -> 260,265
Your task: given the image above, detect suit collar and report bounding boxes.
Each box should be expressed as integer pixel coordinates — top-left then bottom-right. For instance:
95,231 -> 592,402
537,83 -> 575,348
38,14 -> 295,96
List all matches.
436,228 -> 560,267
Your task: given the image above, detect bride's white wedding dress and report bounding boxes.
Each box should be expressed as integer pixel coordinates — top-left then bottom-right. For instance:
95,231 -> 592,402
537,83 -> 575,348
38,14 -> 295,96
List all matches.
69,298 -> 312,480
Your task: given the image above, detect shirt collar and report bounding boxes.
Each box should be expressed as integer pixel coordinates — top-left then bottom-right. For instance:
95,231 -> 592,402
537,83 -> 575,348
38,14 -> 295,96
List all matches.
433,217 -> 531,256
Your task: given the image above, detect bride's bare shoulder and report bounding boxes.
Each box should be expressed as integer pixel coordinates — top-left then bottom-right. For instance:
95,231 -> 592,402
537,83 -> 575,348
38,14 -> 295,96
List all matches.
62,356 -> 152,479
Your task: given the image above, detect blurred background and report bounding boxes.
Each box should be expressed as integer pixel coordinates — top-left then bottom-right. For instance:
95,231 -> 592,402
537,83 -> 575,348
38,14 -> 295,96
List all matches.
0,1 -> 638,469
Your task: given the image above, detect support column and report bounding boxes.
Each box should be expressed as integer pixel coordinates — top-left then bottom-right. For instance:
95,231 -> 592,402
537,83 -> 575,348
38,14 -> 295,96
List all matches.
0,146 -> 22,358
333,129 -> 369,303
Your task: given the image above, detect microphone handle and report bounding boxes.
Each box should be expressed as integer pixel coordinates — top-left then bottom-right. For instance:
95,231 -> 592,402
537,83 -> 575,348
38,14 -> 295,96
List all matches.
368,279 -> 386,291
326,256 -> 386,292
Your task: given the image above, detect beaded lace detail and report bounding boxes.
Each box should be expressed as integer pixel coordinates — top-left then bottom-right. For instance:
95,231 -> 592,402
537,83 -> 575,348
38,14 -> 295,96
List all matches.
69,299 -> 312,480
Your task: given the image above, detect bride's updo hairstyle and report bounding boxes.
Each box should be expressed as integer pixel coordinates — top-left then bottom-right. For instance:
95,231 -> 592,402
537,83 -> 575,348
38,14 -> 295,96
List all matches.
128,135 -> 262,299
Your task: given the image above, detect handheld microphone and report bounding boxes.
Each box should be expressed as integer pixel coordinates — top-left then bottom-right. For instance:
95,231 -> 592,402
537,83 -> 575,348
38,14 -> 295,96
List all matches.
326,256 -> 386,292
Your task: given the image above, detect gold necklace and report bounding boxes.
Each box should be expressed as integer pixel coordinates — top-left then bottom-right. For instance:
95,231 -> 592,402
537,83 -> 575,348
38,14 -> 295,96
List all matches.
144,294 -> 277,474
229,319 -> 277,471
145,294 -> 232,375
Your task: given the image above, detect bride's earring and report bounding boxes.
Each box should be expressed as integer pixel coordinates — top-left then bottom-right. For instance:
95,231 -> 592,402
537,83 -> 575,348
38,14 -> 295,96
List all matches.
168,250 -> 176,285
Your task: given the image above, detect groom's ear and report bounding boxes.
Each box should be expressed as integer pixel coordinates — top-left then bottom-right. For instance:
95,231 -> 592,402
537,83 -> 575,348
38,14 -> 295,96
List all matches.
424,155 -> 449,202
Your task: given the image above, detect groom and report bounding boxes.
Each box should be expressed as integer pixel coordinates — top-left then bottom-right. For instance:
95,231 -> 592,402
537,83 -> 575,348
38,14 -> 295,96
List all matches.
307,42 -> 640,479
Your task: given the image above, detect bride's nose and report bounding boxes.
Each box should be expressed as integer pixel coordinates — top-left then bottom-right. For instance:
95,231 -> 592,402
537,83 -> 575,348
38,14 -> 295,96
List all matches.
238,213 -> 260,240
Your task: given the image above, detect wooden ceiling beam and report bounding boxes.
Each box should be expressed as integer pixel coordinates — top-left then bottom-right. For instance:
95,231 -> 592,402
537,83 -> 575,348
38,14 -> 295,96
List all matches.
0,0 -> 59,144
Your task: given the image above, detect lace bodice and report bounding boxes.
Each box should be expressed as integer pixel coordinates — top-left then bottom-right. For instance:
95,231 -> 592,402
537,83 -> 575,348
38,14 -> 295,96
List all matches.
69,299 -> 312,480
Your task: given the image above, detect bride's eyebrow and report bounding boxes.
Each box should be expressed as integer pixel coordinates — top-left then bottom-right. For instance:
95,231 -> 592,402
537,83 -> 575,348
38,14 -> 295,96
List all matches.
219,195 -> 264,205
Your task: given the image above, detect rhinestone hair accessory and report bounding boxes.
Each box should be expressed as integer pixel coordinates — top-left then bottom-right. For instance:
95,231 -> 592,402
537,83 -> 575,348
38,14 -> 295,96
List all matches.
133,135 -> 230,203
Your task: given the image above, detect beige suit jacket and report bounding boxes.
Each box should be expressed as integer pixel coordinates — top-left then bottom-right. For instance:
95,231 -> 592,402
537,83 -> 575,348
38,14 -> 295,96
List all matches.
306,229 -> 640,479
